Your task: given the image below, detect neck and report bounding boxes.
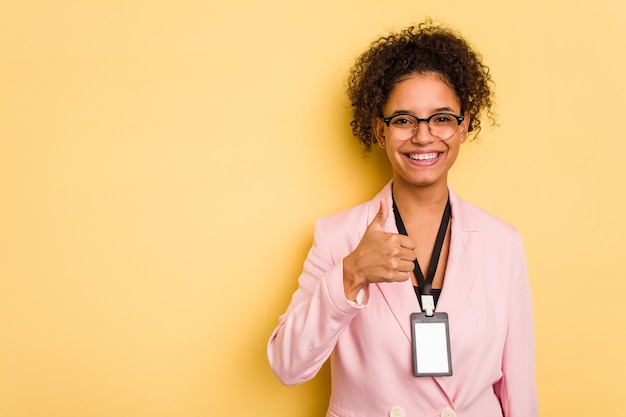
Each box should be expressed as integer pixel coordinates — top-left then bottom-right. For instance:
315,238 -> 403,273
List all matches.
391,181 -> 449,220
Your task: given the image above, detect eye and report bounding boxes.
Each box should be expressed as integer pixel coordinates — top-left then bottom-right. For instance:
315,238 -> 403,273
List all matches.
391,115 -> 416,127
431,114 -> 456,125
430,113 -> 458,125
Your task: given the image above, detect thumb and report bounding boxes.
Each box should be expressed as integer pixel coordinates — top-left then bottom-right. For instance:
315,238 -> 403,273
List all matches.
367,199 -> 389,232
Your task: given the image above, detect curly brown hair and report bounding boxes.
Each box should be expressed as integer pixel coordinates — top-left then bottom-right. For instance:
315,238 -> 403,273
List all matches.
347,19 -> 495,152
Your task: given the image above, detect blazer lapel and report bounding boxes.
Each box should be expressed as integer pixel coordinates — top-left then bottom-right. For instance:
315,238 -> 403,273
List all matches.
433,189 -> 484,396
436,189 -> 483,327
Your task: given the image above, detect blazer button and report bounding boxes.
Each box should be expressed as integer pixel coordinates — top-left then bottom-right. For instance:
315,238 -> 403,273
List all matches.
389,406 -> 405,417
440,408 -> 456,417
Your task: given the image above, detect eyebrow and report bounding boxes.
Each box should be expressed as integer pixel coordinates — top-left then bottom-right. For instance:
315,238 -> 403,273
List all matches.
389,106 -> 459,116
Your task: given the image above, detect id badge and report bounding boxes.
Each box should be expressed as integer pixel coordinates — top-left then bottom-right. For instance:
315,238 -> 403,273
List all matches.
410,312 -> 453,377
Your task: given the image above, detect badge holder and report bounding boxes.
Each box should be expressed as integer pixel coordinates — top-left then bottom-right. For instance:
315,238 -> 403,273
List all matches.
410,295 -> 453,377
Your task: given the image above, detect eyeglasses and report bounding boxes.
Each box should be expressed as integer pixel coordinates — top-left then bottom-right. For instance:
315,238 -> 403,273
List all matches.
382,112 -> 465,141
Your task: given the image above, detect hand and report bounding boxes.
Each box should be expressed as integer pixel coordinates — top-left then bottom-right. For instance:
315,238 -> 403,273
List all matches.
343,200 -> 417,300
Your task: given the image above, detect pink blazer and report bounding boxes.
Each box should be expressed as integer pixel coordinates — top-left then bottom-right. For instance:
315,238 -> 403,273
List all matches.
268,182 -> 537,417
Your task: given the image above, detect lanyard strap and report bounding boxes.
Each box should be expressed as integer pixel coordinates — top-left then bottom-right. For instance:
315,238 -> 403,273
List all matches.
392,194 -> 451,299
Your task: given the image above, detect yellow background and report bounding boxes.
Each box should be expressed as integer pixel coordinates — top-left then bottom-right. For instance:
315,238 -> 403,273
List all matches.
1,1 -> 625,416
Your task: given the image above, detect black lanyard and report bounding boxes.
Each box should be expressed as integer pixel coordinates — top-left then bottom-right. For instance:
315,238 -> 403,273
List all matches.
392,194 -> 451,299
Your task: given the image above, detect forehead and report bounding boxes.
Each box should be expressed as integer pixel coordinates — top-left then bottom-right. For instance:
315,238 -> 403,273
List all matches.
384,73 -> 461,113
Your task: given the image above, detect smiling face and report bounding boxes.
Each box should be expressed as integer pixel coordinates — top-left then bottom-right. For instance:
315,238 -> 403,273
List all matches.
373,72 -> 470,194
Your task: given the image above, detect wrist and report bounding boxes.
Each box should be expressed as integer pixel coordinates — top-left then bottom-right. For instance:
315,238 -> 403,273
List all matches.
343,258 -> 365,301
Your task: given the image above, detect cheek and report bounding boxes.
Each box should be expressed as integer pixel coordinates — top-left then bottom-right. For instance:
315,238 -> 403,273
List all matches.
448,144 -> 462,161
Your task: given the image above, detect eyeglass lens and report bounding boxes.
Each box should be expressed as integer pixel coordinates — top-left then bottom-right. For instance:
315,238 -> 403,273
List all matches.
387,113 -> 460,141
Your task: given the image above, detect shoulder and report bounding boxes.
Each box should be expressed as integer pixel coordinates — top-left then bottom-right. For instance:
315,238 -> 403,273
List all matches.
451,189 -> 521,241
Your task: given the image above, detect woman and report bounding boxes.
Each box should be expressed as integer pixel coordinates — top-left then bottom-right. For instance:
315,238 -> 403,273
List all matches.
268,20 -> 537,417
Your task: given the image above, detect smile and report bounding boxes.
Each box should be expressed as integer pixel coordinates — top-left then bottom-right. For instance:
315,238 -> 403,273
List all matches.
407,152 -> 440,161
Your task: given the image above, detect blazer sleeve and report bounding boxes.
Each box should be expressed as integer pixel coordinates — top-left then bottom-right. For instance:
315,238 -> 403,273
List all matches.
494,234 -> 538,417
267,216 -> 369,386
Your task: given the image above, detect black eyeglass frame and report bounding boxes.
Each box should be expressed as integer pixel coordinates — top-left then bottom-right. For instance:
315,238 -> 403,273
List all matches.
382,112 -> 465,128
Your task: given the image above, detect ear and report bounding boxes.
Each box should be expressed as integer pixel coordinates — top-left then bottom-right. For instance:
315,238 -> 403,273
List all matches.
372,117 -> 387,148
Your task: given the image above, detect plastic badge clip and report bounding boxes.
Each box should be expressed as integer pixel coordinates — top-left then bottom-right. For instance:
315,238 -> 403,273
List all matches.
421,295 -> 435,317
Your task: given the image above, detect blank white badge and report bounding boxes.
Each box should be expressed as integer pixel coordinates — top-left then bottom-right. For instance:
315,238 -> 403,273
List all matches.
410,312 -> 453,377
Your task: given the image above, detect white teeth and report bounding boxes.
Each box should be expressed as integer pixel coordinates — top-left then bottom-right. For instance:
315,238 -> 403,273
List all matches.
409,153 -> 438,161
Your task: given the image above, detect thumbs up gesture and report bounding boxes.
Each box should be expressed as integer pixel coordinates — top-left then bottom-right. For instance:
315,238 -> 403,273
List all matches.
343,200 -> 417,300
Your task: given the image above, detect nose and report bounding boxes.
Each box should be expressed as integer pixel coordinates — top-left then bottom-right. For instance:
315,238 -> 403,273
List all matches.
410,120 -> 435,145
